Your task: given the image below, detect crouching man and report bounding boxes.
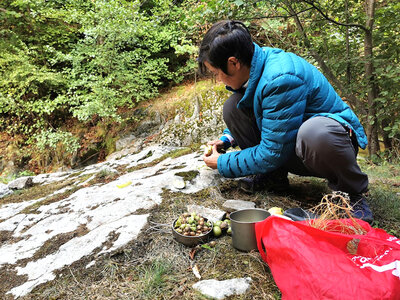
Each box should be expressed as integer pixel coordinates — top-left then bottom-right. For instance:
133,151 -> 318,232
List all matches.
199,20 -> 373,222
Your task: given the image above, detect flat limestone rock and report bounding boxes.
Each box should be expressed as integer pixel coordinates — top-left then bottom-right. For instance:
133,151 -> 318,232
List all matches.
1,145 -> 226,298
222,199 -> 256,212
0,183 -> 12,199
193,277 -> 252,299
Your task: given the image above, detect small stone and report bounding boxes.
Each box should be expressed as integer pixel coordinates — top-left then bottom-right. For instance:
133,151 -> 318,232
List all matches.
222,199 -> 256,213
186,205 -> 225,223
173,177 -> 186,189
192,277 -> 252,299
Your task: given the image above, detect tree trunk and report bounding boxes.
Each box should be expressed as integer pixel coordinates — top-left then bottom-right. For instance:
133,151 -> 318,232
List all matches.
284,1 -> 366,115
381,119 -> 392,151
364,0 -> 380,155
345,0 -> 351,85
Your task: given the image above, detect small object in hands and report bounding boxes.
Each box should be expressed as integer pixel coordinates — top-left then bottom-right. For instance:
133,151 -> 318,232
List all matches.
205,144 -> 213,155
200,144 -> 213,155
268,207 -> 284,215
116,181 -> 132,188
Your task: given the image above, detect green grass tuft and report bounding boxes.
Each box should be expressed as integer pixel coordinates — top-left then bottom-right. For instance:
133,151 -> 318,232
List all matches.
369,186 -> 400,221
140,259 -> 174,299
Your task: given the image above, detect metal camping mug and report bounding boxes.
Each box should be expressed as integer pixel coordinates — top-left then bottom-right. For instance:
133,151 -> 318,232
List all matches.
230,208 -> 270,251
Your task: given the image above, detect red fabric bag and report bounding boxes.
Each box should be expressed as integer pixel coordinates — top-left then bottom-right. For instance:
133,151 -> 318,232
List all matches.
255,216 -> 400,300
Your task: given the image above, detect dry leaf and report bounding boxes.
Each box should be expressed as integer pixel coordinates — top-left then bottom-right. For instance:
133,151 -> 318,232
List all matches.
189,245 -> 201,260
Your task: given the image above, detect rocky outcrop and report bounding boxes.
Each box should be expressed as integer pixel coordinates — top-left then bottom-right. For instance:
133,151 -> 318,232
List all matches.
0,145 -> 226,298
155,92 -> 226,147
0,83 -> 232,298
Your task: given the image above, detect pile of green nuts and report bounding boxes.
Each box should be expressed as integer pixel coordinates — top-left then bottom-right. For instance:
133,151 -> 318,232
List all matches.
212,219 -> 231,237
174,212 -> 212,236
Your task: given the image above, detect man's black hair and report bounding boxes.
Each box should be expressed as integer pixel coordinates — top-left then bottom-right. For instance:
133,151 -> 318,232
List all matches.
198,20 -> 254,75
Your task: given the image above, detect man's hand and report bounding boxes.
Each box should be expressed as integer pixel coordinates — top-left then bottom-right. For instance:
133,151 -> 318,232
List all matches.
202,144 -> 220,169
202,140 -> 224,169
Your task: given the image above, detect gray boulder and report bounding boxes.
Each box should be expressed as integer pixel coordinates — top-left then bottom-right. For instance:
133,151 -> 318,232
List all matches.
8,176 -> 33,190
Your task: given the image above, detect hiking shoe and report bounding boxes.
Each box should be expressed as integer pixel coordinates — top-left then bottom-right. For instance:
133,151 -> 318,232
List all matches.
350,194 -> 373,223
239,169 -> 289,194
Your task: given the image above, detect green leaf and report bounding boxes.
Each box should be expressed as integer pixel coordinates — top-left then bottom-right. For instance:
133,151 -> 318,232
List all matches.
201,244 -> 213,251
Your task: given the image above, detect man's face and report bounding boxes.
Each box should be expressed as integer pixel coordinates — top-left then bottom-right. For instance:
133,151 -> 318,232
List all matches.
204,58 -> 249,90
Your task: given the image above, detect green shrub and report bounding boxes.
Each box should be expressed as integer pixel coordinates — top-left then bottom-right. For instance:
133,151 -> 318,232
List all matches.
0,0 -> 197,135
28,129 -> 80,168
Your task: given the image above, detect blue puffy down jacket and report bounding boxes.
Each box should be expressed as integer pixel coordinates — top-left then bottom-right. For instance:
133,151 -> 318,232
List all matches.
217,43 -> 367,178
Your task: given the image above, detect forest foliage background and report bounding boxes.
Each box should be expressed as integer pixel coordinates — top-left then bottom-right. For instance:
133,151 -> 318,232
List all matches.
0,0 -> 399,176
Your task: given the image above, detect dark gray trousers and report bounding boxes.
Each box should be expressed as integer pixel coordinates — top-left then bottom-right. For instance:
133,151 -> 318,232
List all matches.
223,93 -> 368,195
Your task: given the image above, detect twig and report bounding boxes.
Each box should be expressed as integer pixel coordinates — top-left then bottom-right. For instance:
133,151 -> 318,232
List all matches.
301,0 -> 367,31
68,267 -> 80,285
148,221 -> 170,227
310,191 -> 366,235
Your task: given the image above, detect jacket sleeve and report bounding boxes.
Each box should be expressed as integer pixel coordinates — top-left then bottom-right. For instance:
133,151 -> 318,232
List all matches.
219,128 -> 237,149
217,74 -> 308,178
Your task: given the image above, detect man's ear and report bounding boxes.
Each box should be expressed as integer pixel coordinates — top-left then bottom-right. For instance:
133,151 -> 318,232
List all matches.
227,56 -> 241,70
